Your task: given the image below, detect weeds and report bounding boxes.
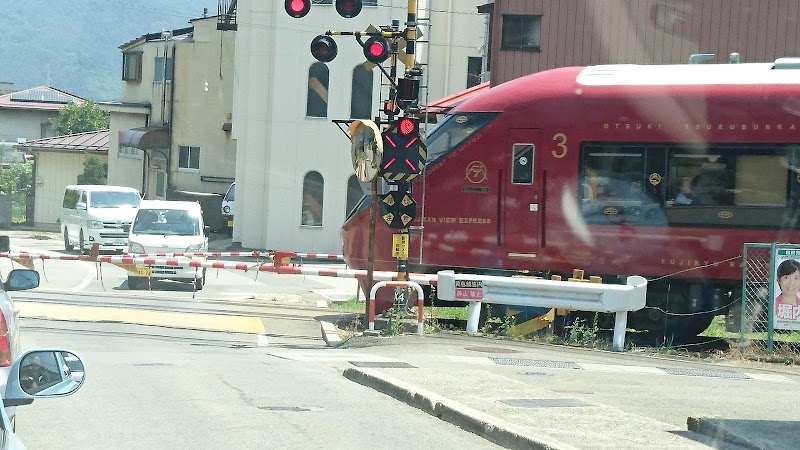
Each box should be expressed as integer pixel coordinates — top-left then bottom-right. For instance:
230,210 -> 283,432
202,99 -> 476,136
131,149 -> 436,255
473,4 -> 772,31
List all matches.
565,315 -> 601,348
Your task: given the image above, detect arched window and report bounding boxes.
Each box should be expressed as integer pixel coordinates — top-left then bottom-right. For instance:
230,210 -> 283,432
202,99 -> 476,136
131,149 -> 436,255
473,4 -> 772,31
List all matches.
345,175 -> 363,217
307,63 -> 329,118
350,64 -> 373,119
301,171 -> 324,227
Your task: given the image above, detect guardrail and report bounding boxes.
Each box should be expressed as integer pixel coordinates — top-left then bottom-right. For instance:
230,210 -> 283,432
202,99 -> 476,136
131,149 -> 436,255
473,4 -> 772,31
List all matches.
436,270 -> 648,351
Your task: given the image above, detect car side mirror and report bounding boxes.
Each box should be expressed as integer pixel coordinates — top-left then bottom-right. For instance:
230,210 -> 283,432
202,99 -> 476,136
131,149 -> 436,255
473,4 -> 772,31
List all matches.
5,269 -> 39,291
5,350 -> 85,406
204,226 -> 210,237
76,202 -> 87,211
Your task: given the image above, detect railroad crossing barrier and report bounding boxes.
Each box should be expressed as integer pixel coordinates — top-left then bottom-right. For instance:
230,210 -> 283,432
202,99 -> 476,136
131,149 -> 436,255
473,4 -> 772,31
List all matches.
436,270 -> 648,351
368,281 -> 425,335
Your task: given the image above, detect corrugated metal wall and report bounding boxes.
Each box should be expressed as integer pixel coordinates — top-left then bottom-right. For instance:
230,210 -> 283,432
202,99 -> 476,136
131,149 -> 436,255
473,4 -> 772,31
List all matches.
491,0 -> 800,85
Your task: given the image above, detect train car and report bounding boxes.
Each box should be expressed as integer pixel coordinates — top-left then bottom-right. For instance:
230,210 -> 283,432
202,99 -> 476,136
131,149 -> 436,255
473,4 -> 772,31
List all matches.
341,60 -> 800,339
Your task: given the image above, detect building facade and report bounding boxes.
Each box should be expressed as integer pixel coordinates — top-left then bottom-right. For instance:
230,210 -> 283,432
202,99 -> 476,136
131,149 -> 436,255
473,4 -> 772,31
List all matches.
232,0 -> 488,253
103,15 -> 236,206
487,0 -> 800,86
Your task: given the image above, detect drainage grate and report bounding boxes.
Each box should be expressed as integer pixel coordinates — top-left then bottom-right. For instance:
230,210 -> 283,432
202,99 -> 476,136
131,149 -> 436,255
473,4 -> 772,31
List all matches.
133,363 -> 173,367
491,358 -> 581,369
659,367 -> 750,379
501,398 -> 591,408
349,361 -> 416,368
519,371 -> 551,377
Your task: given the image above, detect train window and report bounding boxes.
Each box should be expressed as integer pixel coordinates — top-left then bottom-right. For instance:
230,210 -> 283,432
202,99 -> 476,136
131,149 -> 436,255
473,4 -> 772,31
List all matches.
425,113 -> 498,165
512,144 -> 534,184
580,142 -> 796,229
580,146 -> 656,225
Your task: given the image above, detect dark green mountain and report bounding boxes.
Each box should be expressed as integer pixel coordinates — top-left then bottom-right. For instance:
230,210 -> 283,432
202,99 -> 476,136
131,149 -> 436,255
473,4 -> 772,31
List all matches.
0,0 -> 221,101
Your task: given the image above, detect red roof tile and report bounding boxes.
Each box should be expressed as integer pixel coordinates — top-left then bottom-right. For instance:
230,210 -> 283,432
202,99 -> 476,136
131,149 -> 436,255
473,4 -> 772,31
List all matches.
17,130 -> 108,153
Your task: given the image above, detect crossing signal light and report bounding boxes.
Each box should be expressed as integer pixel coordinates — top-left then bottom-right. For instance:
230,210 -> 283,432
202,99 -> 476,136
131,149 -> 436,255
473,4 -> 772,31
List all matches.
310,35 -> 338,63
363,36 -> 390,64
285,0 -> 311,18
380,117 -> 427,182
335,0 -> 362,18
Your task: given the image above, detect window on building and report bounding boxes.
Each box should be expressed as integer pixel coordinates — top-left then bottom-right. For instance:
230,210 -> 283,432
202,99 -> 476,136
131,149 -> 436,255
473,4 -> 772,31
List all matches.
154,56 -> 174,82
346,175 -> 364,218
351,64 -> 374,119
501,14 -> 542,50
301,171 -> 324,227
178,146 -> 200,170
467,56 -> 483,88
122,52 -> 142,81
307,63 -> 329,118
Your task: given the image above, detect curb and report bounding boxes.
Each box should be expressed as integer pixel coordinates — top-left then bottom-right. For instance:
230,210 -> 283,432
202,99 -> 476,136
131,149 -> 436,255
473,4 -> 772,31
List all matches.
343,367 -> 578,450
320,321 -> 342,347
687,417 -> 763,450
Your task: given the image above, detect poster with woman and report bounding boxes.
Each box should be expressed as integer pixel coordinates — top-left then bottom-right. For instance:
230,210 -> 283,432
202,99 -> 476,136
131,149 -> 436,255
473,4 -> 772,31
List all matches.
773,249 -> 800,330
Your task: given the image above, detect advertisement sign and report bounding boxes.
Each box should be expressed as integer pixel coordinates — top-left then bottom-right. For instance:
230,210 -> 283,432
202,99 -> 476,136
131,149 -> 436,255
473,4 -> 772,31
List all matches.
773,248 -> 800,330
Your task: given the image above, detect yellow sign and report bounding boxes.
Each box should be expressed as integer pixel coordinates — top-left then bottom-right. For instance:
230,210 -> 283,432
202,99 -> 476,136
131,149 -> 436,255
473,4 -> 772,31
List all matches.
392,234 -> 409,259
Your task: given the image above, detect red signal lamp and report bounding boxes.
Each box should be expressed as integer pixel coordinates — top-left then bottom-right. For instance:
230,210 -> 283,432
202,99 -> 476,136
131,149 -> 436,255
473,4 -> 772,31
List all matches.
363,36 -> 390,64
310,35 -> 338,63
285,0 -> 311,18
335,0 -> 362,18
398,117 -> 418,137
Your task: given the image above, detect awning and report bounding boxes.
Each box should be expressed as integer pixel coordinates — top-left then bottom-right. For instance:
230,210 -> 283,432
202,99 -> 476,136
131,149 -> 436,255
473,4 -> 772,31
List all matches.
420,82 -> 489,122
120,126 -> 169,149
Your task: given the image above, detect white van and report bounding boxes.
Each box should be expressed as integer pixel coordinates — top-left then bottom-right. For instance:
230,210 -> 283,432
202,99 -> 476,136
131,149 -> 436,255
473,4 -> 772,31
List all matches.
126,200 -> 208,290
61,185 -> 142,253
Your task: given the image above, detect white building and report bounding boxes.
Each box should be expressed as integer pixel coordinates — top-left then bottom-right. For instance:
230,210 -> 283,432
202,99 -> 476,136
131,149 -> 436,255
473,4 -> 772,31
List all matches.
232,0 -> 488,253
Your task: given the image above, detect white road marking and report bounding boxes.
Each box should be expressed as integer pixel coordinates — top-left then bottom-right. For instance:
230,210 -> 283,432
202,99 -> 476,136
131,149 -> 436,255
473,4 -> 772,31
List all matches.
257,335 -> 269,347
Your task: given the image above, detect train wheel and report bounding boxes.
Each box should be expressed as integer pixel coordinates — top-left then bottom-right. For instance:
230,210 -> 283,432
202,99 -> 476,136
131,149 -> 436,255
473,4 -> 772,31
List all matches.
628,279 -> 718,344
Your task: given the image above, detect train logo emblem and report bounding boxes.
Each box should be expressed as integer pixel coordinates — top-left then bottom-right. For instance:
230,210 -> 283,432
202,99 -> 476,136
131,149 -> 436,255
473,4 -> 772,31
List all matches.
466,161 -> 487,184
649,173 -> 662,185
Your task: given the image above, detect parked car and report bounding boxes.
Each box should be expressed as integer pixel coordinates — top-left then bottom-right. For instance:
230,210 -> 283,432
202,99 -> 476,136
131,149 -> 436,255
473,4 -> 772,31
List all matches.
127,200 -> 209,290
61,185 -> 142,253
221,182 -> 235,235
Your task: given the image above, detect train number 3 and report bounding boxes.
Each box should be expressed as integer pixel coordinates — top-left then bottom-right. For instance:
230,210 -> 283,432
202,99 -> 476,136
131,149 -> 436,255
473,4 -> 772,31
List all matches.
552,133 -> 568,158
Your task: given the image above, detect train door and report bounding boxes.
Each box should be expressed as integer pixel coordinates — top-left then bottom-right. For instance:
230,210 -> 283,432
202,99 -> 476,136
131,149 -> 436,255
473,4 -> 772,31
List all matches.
503,129 -> 543,256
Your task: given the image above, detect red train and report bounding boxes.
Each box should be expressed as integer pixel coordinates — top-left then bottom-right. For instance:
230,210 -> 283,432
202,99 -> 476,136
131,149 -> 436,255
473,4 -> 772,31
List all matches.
342,60 -> 800,339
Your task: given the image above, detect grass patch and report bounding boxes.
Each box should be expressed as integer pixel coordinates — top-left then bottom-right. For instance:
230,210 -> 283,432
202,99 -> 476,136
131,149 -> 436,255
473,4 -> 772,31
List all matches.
329,297 -> 364,312
425,306 -> 469,320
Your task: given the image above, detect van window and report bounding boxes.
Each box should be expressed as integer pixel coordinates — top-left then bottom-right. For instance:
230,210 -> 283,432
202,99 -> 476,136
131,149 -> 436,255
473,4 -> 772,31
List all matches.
224,183 -> 235,201
89,191 -> 141,208
133,209 -> 200,236
63,189 -> 78,208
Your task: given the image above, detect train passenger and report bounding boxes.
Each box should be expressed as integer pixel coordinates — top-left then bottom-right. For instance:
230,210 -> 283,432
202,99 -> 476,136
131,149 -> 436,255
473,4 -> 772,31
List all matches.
673,177 -> 697,205
775,259 -> 800,321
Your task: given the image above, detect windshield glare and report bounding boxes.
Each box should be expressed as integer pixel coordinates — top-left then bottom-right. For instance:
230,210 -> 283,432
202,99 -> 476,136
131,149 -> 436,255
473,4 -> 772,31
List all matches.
89,191 -> 141,208
132,209 -> 200,236
425,112 -> 498,165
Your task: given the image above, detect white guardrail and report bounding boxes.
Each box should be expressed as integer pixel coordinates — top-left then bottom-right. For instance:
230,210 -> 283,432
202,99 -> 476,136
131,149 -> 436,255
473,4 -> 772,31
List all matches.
436,271 -> 648,351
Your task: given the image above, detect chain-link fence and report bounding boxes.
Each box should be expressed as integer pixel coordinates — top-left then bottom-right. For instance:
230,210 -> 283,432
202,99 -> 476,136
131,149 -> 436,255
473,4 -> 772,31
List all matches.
738,243 -> 800,359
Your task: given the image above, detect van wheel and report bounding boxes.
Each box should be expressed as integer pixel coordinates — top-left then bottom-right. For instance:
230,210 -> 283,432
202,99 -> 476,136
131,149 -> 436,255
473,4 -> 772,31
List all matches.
127,277 -> 145,290
64,229 -> 74,251
78,230 -> 86,254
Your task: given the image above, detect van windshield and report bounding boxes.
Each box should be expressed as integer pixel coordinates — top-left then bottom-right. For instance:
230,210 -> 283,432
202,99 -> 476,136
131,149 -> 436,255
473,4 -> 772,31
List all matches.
90,191 -> 141,208
132,209 -> 200,236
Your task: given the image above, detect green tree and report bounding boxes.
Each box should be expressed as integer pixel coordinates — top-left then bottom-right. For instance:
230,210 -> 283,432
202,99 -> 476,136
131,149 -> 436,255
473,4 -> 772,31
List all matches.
50,101 -> 110,135
77,154 -> 107,185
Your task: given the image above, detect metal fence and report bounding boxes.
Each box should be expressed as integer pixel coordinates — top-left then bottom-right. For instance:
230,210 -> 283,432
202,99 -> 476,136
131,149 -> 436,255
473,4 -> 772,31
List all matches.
739,243 -> 800,359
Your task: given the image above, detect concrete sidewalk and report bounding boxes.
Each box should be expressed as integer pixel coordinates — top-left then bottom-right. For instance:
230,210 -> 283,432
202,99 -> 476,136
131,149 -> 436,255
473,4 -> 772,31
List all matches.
333,335 -> 797,450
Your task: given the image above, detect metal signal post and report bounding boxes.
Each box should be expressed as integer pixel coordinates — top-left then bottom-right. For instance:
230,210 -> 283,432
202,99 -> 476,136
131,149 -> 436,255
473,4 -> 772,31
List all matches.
289,0 -> 424,312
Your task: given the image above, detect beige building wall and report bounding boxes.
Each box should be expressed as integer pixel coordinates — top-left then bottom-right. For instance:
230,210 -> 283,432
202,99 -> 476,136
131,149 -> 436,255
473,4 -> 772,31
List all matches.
233,0 -> 486,253
107,16 -> 236,201
32,151 -> 107,225
106,110 -> 147,192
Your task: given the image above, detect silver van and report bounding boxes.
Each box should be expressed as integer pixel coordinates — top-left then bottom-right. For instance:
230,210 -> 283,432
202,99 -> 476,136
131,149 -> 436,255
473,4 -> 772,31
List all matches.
61,185 -> 141,253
